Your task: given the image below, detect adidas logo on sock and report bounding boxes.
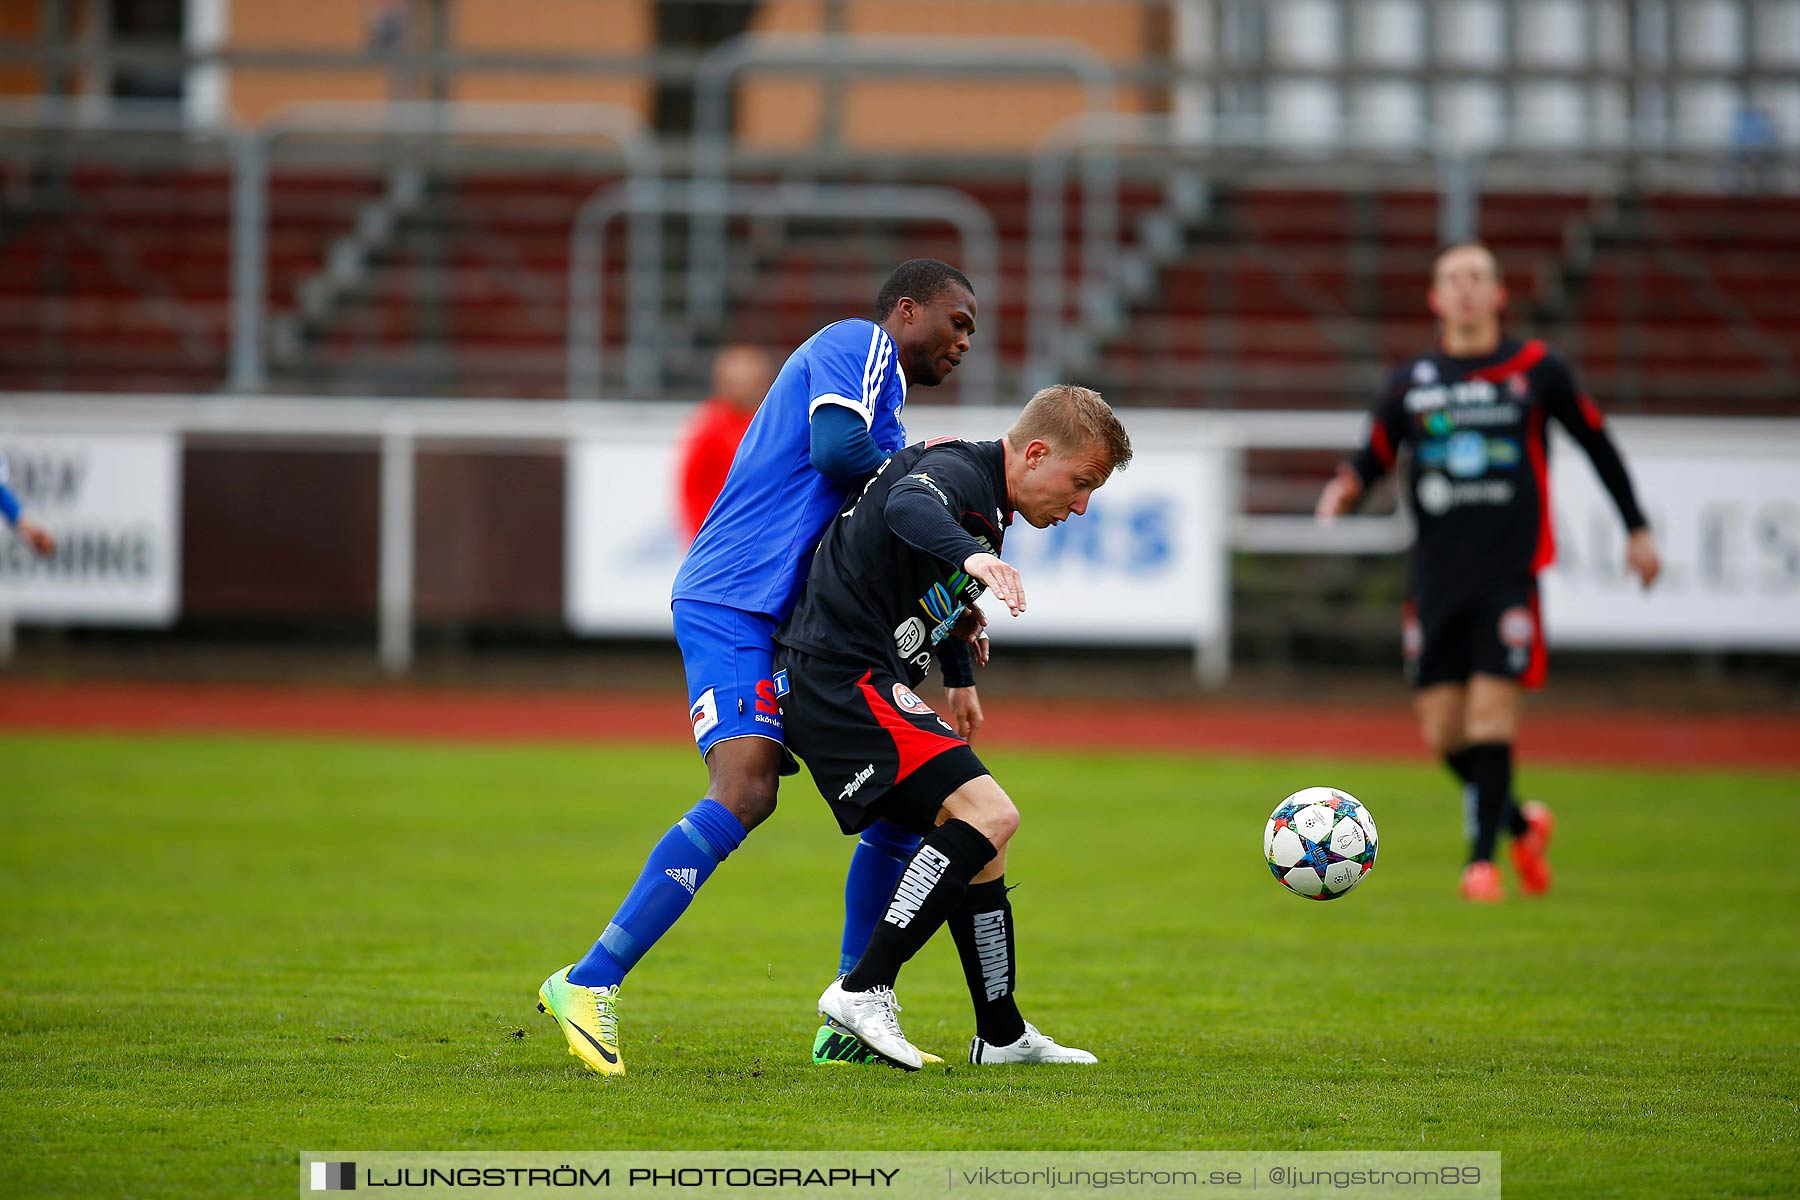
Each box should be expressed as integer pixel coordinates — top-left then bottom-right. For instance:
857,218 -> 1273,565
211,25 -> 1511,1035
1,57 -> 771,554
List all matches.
665,867 -> 699,895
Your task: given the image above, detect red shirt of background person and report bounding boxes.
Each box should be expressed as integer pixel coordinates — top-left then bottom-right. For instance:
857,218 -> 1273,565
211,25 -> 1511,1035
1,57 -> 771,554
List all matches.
675,345 -> 776,544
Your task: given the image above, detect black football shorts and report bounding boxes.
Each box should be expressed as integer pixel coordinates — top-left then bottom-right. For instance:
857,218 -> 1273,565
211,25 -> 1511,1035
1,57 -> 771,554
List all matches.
774,647 -> 989,836
1404,576 -> 1546,690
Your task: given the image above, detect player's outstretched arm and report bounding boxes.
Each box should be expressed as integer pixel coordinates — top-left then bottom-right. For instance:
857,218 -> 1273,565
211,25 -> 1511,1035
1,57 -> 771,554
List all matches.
883,471 -> 1024,616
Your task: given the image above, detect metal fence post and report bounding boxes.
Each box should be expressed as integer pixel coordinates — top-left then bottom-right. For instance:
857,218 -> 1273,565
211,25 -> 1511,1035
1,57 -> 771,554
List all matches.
378,421 -> 416,676
229,130 -> 267,393
575,181 -> 1000,405
688,34 -> 1117,333
1437,151 -> 1479,245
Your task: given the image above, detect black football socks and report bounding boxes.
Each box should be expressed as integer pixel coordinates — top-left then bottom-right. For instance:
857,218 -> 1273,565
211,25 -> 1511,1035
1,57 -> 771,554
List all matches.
1462,742 -> 1514,863
1446,745 -> 1529,839
950,877 -> 1026,1047
843,818 -> 996,993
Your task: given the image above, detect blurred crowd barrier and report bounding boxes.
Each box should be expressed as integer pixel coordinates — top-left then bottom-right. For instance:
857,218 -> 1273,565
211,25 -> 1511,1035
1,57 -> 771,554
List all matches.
1,397 -> 1794,684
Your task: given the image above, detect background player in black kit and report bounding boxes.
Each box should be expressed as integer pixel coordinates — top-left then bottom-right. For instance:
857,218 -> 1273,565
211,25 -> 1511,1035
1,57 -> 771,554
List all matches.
776,384 -> 1132,1069
1316,243 -> 1662,903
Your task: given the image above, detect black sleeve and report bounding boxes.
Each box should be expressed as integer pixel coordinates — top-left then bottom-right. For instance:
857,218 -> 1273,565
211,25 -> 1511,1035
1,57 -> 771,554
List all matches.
938,637 -> 975,689
1346,367 -> 1412,489
882,454 -> 992,570
1539,354 -> 1648,533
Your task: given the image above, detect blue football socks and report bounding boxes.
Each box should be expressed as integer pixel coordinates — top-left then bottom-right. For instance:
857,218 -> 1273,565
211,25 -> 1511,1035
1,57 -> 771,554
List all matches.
837,820 -> 924,975
568,798 -> 747,988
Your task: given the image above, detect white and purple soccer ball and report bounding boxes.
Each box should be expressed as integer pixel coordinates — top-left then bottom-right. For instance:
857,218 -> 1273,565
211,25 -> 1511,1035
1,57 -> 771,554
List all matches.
1263,787 -> 1378,901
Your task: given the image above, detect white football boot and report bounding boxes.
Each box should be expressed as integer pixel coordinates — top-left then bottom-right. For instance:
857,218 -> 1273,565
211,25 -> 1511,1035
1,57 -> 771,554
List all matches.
817,977 -> 923,1071
969,1021 -> 1097,1064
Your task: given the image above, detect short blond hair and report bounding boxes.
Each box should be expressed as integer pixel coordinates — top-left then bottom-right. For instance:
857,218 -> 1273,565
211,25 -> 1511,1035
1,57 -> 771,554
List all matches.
1005,384 -> 1132,471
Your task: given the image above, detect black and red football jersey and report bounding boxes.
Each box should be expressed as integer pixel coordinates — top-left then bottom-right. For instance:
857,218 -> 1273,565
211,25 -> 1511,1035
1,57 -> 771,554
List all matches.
1349,336 -> 1648,597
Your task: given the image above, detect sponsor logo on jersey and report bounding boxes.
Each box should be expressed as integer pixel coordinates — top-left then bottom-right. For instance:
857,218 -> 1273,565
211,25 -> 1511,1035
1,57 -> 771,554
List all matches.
1417,473 -> 1454,516
918,571 -> 987,646
908,472 -> 950,506
755,679 -> 780,714
928,609 -> 963,648
689,688 -> 719,743
1499,605 -> 1536,649
883,846 -> 951,928
1412,359 -> 1438,384
892,683 -> 933,716
894,617 -> 926,658
1446,431 -> 1488,478
837,763 -> 876,802
1428,408 -> 1526,436
1423,403 -> 1522,430
1404,378 -> 1499,413
772,669 -> 790,698
921,571 -> 980,624
1417,474 -> 1516,515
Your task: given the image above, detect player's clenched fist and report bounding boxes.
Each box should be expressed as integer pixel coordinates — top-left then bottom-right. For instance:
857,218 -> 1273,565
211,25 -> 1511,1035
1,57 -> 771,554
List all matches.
964,551 -> 1025,615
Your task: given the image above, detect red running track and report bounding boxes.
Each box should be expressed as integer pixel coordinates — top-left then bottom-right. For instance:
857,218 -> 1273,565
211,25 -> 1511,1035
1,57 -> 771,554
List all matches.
1,679 -> 1795,770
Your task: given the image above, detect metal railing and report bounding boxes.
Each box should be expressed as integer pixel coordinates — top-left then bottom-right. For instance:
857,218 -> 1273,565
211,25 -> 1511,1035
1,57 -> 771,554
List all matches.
685,33 -> 1119,331
227,100 -> 655,394
1020,111 -> 1800,395
4,88 -> 1795,408
569,179 -> 1001,404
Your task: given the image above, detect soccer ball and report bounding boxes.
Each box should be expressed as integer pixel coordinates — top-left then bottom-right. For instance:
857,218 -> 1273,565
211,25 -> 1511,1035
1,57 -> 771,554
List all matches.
1263,787 -> 1378,900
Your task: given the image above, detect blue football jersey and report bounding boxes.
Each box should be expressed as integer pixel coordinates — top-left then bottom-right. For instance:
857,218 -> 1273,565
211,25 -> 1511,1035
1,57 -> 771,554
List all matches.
672,318 -> 908,620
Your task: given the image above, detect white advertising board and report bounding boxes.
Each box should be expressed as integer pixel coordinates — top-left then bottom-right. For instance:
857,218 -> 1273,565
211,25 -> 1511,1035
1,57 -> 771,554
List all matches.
1540,421 -> 1800,648
566,411 -> 1234,654
968,444 -> 1232,648
0,433 -> 181,625
565,437 -> 685,636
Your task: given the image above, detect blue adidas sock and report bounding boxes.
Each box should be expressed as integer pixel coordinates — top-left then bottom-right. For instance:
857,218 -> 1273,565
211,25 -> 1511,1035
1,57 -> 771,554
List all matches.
838,820 -> 924,976
568,798 -> 747,988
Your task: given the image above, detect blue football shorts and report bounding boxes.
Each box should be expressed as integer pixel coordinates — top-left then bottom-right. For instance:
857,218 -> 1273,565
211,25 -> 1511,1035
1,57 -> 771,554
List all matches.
673,598 -> 795,765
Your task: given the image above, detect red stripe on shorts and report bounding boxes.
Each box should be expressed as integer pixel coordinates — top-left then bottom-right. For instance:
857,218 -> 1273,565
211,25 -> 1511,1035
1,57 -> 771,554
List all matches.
1522,588 -> 1549,690
856,672 -> 965,783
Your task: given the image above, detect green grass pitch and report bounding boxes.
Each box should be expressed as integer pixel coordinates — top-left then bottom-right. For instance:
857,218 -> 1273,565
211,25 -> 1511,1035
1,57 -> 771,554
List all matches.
3,733 -> 1797,1198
